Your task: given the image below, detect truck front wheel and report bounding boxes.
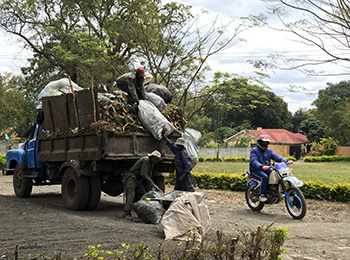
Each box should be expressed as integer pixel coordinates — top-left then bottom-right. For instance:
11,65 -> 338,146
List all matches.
62,168 -> 89,211
13,164 -> 33,198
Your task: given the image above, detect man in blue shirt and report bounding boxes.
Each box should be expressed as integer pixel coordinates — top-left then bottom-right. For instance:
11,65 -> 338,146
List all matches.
165,137 -> 195,192
249,135 -> 286,202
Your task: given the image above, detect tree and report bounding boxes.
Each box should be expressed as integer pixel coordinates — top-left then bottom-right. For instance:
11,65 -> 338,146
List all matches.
312,80 -> 350,144
0,73 -> 36,136
253,0 -> 350,77
204,73 -> 293,131
299,117 -> 326,142
0,0 -> 252,124
291,109 -> 311,133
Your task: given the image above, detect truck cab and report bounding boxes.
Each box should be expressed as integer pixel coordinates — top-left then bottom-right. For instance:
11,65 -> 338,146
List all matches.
5,120 -> 50,198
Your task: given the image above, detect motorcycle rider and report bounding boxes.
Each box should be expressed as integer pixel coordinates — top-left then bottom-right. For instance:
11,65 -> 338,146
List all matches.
249,135 -> 287,202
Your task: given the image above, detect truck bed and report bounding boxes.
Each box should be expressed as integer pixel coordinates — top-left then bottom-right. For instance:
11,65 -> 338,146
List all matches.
38,87 -> 179,163
38,131 -> 177,162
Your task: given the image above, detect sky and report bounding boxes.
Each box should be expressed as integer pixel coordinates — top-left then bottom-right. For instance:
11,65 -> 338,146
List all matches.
181,0 -> 348,113
0,0 -> 348,113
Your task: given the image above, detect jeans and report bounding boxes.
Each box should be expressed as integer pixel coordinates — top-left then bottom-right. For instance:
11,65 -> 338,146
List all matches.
251,168 -> 272,195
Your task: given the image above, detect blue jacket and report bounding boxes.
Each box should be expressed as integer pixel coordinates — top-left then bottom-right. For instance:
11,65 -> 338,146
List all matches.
249,145 -> 286,172
166,140 -> 194,191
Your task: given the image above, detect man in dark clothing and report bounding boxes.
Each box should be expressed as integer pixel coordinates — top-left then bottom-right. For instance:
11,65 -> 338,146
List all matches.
249,135 -> 286,202
122,150 -> 161,220
165,137 -> 195,192
116,67 -> 147,104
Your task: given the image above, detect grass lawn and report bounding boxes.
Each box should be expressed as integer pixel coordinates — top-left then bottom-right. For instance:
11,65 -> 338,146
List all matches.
193,161 -> 350,185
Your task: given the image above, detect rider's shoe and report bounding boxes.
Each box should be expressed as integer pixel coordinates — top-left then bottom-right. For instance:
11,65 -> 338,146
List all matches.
259,194 -> 268,202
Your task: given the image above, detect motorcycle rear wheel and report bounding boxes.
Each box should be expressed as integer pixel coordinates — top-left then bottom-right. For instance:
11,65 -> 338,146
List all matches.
245,187 -> 264,211
285,187 -> 307,219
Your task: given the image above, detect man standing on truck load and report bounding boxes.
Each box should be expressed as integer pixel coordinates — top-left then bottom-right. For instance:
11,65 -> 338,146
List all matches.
122,150 -> 162,220
165,136 -> 195,192
115,67 -> 148,104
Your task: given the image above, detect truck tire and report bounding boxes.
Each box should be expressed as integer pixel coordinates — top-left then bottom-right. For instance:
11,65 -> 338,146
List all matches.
13,164 -> 33,198
85,177 -> 101,210
62,168 -> 89,211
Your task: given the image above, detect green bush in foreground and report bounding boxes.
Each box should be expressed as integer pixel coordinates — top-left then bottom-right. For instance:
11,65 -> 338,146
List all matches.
1,226 -> 289,260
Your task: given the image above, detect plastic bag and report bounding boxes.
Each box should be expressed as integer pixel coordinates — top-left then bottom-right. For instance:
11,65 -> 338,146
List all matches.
145,83 -> 173,103
35,78 -> 83,109
133,189 -> 165,224
182,128 -> 202,168
146,92 -> 166,111
138,100 -> 177,140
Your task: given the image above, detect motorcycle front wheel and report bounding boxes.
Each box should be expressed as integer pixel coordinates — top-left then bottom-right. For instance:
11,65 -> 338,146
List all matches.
245,187 -> 264,211
285,187 -> 307,219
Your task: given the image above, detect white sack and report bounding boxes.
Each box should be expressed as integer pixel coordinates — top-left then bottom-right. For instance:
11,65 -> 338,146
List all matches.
146,92 -> 166,111
36,78 -> 83,109
138,100 -> 177,140
161,193 -> 211,242
182,128 -> 202,168
184,128 -> 202,145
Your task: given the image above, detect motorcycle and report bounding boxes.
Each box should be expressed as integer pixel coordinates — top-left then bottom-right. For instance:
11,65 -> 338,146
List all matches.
244,161 -> 307,219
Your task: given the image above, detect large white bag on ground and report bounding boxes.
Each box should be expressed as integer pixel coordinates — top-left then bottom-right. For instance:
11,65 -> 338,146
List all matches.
145,83 -> 173,103
161,193 -> 211,242
146,92 -> 166,111
182,128 -> 202,168
138,100 -> 177,140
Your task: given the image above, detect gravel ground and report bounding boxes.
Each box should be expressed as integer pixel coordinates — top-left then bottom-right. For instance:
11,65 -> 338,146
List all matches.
0,174 -> 350,259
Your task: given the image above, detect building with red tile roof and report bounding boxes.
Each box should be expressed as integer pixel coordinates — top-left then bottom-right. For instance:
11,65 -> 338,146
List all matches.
224,128 -> 309,159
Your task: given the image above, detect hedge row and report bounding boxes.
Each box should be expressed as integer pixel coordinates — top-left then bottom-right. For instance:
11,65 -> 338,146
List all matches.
166,171 -> 350,203
304,155 -> 350,162
199,155 -> 297,162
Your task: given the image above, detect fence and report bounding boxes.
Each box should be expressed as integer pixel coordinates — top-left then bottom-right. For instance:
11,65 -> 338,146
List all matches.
198,147 -> 251,159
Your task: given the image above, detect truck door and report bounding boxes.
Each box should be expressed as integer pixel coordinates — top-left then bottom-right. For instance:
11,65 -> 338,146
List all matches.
27,124 -> 45,169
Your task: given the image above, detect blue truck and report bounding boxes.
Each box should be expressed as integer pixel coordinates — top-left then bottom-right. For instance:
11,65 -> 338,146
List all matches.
5,88 -> 177,210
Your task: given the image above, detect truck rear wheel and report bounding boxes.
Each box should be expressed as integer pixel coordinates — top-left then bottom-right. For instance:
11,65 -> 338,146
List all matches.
13,164 -> 33,198
85,177 -> 101,210
62,168 -> 89,211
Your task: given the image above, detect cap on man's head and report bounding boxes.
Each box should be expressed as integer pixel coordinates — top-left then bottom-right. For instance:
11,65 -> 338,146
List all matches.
175,137 -> 186,147
148,150 -> 161,159
136,67 -> 146,77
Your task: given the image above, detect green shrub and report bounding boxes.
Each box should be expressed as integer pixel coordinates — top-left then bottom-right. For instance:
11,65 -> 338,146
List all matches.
300,181 -> 332,200
286,155 -> 296,161
0,154 -> 6,170
198,155 -> 205,162
224,156 -> 249,162
82,227 -> 288,260
166,167 -> 350,203
330,183 -> 350,202
167,171 -> 247,191
304,155 -> 350,162
204,156 -> 223,162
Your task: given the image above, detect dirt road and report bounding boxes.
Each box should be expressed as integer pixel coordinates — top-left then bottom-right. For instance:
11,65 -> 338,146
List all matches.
0,174 -> 350,259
